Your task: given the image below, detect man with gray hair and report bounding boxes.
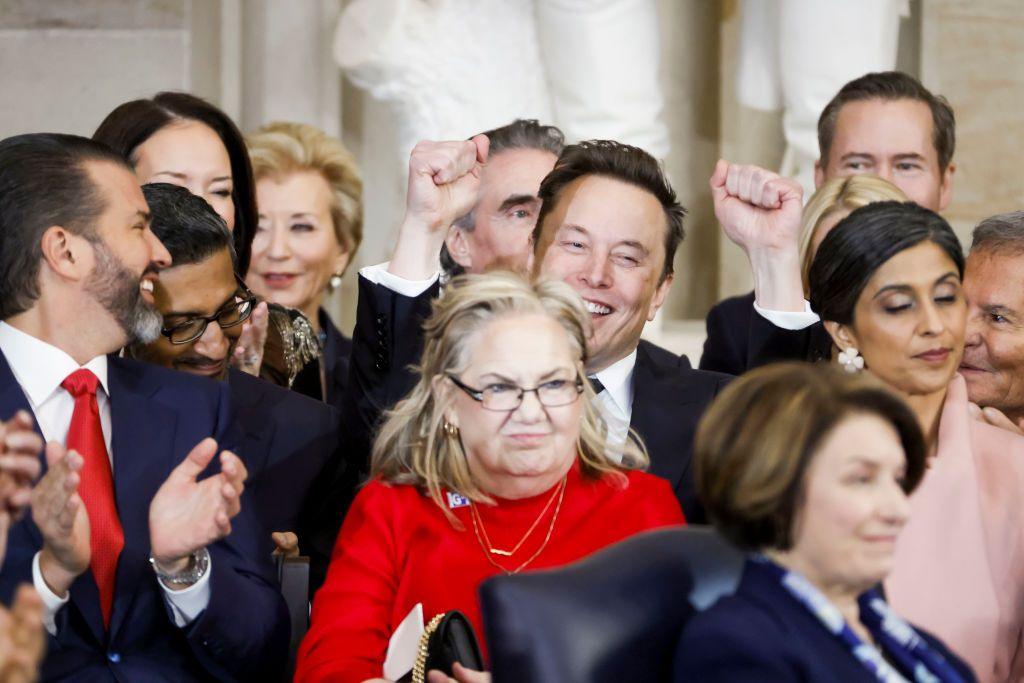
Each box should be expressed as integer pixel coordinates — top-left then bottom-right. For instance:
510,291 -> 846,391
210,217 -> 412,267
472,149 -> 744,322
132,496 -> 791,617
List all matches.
440,118 -> 564,276
961,211 -> 1024,435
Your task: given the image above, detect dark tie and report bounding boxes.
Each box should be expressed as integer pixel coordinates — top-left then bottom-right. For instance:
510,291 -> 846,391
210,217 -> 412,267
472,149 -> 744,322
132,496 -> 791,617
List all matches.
588,376 -> 605,395
62,369 -> 124,629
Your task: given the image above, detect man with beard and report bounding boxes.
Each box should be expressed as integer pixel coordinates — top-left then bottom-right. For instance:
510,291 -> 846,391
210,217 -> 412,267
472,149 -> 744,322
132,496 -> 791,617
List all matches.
352,136 -> 729,521
0,134 -> 288,681
128,182 -> 354,595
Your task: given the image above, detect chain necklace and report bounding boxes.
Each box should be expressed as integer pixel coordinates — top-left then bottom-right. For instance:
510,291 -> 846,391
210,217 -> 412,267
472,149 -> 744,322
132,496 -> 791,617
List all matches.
471,476 -> 565,557
469,476 -> 567,575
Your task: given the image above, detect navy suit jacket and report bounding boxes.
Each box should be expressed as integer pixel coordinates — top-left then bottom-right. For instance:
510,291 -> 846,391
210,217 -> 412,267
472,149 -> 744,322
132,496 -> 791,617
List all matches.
675,558 -> 976,681
227,368 -> 356,594
348,275 -> 731,522
0,353 -> 289,682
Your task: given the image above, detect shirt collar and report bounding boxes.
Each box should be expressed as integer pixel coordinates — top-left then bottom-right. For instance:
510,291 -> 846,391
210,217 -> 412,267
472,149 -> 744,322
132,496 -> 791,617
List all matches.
591,349 -> 637,415
0,322 -> 110,408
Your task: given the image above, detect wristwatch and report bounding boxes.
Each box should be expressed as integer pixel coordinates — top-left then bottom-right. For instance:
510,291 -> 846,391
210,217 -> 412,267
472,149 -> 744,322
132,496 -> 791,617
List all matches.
149,547 -> 210,587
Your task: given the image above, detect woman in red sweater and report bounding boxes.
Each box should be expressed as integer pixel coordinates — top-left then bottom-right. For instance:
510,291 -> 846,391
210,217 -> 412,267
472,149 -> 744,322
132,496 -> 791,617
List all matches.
295,273 -> 684,682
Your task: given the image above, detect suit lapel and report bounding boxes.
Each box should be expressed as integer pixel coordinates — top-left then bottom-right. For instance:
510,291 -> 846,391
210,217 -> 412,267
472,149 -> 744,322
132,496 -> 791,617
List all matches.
628,343 -> 695,490
105,357 -> 177,642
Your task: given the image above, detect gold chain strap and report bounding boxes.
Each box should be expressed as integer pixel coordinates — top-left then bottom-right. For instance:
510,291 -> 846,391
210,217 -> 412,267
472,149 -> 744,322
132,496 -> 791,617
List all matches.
412,613 -> 447,683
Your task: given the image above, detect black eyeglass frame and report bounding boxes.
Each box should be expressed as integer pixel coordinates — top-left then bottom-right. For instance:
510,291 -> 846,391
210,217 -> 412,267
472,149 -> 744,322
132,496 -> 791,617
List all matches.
160,275 -> 259,345
446,373 -> 584,412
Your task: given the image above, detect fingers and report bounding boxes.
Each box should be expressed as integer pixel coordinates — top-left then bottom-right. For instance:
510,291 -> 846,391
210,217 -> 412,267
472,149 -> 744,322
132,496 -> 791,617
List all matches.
451,663 -> 491,683
177,438 -> 218,480
271,531 -> 300,558
471,134 -> 490,166
981,406 -> 1024,436
724,164 -> 782,208
410,140 -> 480,186
709,159 -> 729,202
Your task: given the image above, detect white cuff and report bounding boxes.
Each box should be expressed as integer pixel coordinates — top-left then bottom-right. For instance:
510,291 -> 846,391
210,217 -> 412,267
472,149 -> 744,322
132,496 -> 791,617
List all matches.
360,262 -> 439,297
159,556 -> 212,628
752,299 -> 820,331
32,551 -> 69,636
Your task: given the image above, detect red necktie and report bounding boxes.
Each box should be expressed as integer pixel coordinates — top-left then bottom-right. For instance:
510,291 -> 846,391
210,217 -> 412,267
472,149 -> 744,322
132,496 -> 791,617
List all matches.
61,368 -> 124,629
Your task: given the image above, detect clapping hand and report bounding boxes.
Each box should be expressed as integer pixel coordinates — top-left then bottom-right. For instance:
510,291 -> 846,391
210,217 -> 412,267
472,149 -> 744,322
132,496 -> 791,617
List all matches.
148,438 -> 246,580
31,443 -> 90,597
0,412 -> 44,570
709,160 -> 806,311
0,584 -> 45,683
389,135 -> 490,280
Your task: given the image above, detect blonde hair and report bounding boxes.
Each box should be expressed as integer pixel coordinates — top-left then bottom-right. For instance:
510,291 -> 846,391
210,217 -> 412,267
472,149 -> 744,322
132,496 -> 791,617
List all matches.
799,175 -> 907,293
371,272 -> 648,518
246,121 -> 363,261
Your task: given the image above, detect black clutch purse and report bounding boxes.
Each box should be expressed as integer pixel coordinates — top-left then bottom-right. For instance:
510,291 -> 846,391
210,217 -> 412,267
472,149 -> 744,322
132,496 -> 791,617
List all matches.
401,610 -> 484,683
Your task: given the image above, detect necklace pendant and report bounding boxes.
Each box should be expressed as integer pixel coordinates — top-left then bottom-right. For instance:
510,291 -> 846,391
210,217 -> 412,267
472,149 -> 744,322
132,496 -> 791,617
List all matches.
489,548 -> 514,557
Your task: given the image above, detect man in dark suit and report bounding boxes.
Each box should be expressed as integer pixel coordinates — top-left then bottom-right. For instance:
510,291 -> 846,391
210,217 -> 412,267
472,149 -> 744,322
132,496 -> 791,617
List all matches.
126,183 -> 354,593
700,71 -> 958,376
0,134 -> 288,681
351,133 -> 729,522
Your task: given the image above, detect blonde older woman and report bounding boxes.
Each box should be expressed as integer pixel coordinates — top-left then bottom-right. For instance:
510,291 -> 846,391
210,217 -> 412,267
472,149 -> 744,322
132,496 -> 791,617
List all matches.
295,273 -> 684,682
700,174 -> 907,375
246,121 -> 363,406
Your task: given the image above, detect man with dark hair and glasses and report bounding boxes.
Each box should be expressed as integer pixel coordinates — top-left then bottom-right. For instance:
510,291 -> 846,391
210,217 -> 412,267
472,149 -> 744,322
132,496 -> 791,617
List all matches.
127,183 -> 355,595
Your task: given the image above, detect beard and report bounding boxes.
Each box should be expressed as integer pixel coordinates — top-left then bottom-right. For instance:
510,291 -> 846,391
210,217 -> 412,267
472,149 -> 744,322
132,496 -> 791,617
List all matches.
84,240 -> 163,345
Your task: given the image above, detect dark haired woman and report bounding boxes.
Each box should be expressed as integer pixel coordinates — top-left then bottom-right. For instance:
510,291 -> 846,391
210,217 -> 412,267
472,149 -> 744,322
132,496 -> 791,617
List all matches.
678,363 -> 975,682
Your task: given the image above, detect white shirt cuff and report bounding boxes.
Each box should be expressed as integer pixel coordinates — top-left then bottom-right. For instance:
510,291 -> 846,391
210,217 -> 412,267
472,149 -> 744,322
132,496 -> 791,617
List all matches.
752,299 -> 820,330
360,262 -> 439,297
159,556 -> 212,628
32,551 -> 69,636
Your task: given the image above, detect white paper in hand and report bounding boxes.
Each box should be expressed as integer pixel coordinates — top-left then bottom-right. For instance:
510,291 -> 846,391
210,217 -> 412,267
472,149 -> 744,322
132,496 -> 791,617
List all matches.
383,602 -> 424,680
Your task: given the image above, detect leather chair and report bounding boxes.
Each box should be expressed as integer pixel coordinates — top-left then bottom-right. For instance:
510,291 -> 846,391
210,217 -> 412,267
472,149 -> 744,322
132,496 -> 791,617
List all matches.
479,526 -> 744,683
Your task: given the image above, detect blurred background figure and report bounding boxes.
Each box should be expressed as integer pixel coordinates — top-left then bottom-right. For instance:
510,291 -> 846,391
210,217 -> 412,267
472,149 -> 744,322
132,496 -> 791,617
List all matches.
736,0 -> 908,192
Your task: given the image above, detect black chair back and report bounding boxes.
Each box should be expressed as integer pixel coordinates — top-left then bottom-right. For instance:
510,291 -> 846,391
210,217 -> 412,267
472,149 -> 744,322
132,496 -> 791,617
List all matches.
479,526 -> 743,683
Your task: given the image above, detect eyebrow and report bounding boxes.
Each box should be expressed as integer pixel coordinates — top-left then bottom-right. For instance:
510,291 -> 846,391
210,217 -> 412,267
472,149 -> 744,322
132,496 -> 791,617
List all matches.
871,271 -> 959,300
983,304 -> 1017,317
558,223 -> 649,252
164,290 -> 237,319
153,171 -> 232,183
477,368 -> 571,384
496,194 -> 538,214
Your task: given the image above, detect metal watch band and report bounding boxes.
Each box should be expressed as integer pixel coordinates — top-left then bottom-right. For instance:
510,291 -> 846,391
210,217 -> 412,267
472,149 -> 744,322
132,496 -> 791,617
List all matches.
148,547 -> 210,586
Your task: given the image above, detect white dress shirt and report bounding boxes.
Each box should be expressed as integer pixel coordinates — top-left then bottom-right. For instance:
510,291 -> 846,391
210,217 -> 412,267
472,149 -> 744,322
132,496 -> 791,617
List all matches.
0,322 -> 211,634
589,351 -> 637,459
752,298 -> 820,330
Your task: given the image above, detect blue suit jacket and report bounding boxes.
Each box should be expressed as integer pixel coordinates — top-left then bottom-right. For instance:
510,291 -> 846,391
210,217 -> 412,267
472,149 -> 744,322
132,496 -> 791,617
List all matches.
0,353 -> 289,682
675,558 -> 976,681
227,368 -> 356,594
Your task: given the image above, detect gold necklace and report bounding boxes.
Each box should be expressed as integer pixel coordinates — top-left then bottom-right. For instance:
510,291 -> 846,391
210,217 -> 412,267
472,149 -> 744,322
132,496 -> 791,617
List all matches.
471,476 -> 565,557
470,476 -> 567,575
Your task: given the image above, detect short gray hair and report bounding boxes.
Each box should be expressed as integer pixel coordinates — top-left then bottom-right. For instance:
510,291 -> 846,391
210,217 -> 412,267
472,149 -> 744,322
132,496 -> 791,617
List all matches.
971,211 -> 1024,257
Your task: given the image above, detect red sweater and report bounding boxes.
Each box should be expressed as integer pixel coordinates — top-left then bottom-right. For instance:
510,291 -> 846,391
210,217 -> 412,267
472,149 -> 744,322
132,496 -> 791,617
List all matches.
295,465 -> 684,682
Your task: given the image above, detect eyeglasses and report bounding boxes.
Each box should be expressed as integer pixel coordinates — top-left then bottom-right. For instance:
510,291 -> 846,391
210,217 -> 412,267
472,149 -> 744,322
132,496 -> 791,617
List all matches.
446,374 -> 584,412
160,277 -> 258,345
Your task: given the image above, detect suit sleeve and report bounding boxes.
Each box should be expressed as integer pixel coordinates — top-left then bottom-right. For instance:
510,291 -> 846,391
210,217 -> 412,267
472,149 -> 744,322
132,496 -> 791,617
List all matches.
747,311 -> 822,370
294,483 -> 401,683
342,275 -> 440,474
183,381 -> 290,681
674,611 -> 801,682
699,301 -> 746,375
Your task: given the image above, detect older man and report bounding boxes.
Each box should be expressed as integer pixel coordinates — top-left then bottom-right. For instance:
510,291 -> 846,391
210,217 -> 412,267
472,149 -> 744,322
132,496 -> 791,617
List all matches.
0,134 -> 287,681
960,212 -> 1024,435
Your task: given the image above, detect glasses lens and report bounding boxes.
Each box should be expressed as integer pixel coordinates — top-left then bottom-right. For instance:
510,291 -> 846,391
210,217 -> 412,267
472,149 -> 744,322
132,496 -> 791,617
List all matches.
218,298 -> 254,328
538,379 -> 582,407
168,320 -> 206,344
480,385 -> 521,411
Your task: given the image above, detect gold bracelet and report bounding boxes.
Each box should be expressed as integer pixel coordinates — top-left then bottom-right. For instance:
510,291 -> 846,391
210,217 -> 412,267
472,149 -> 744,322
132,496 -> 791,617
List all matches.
412,613 -> 447,683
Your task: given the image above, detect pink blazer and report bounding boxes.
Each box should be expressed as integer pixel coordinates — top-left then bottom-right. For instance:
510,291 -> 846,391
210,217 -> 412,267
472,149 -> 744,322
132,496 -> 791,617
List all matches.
887,375 -> 1024,683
